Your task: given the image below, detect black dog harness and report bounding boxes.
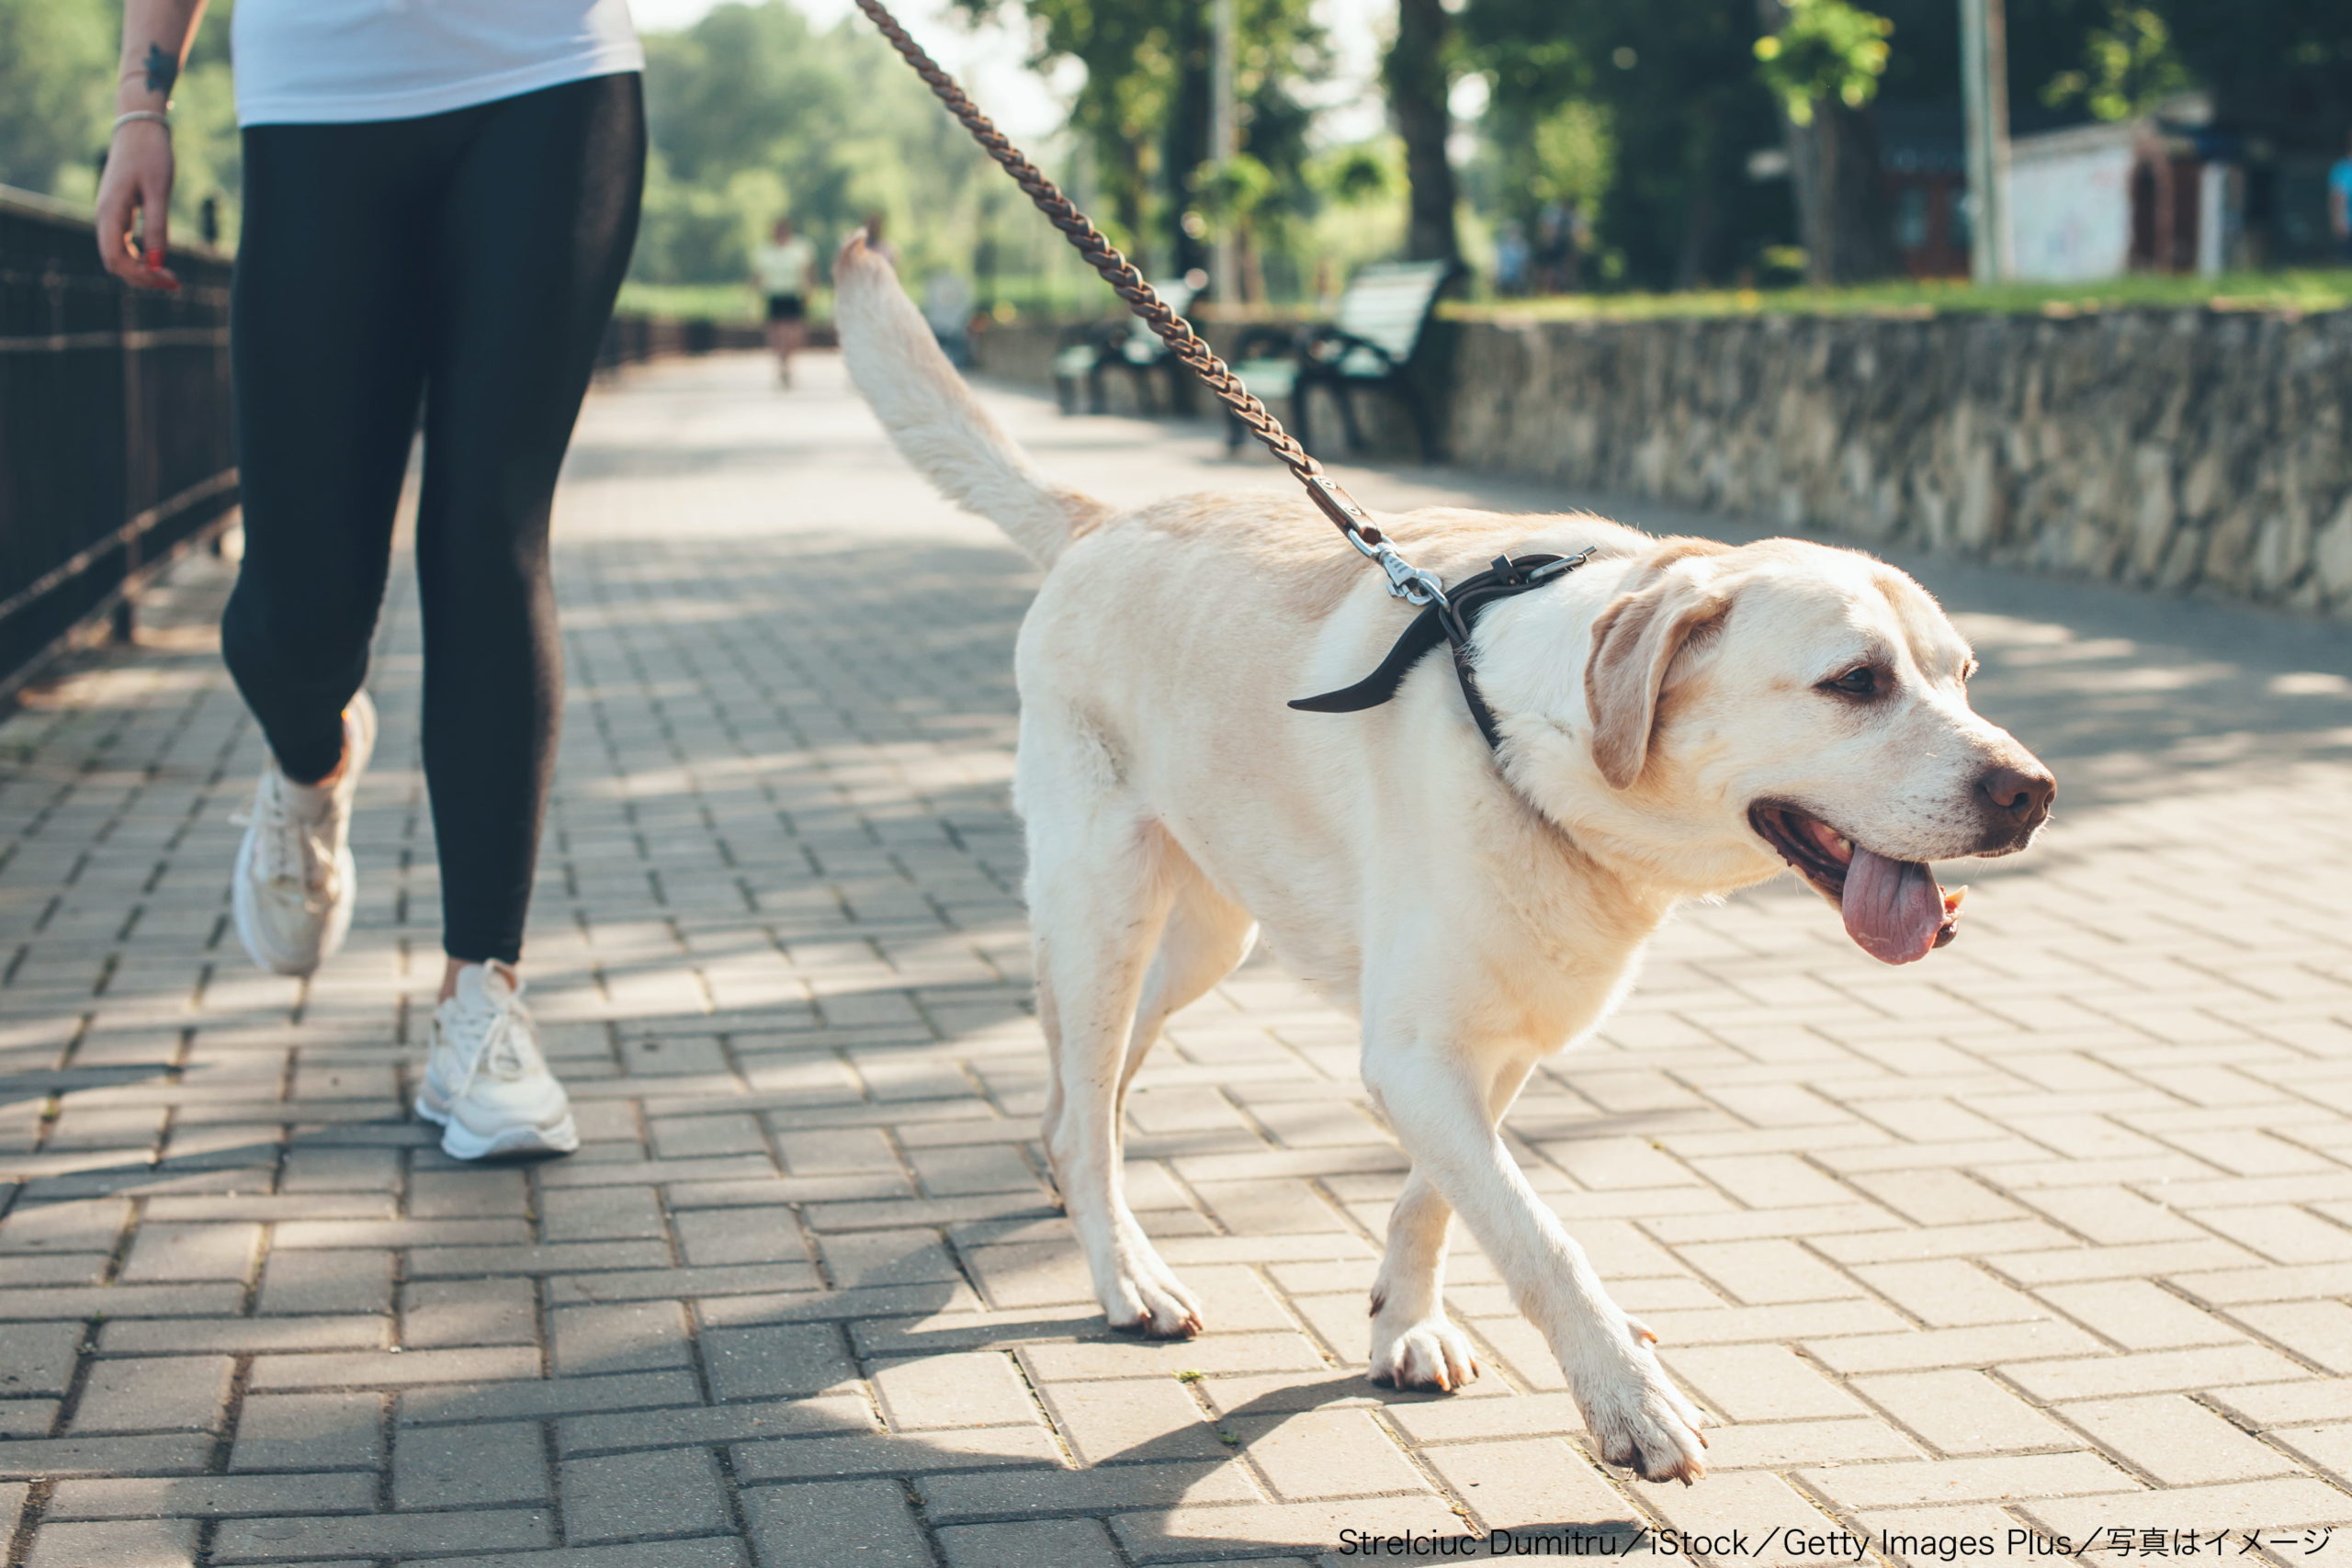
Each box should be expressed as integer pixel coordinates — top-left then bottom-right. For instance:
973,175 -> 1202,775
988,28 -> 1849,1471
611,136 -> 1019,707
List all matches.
1290,548 -> 1599,750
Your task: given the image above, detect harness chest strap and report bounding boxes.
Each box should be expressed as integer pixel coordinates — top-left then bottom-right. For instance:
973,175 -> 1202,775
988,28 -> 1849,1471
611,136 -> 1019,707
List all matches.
1291,548 -> 1599,750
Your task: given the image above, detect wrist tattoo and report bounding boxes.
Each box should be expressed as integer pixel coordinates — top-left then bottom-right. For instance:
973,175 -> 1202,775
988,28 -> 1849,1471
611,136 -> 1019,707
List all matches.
142,42 -> 178,97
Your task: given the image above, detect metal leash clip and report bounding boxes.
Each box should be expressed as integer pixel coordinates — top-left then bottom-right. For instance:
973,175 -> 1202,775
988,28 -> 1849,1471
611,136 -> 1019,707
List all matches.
1344,526 -> 1450,610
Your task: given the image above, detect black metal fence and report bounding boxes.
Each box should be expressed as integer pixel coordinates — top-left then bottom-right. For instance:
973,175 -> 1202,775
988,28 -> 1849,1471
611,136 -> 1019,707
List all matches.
0,185 -> 238,688
0,183 -> 773,693
598,312 -> 768,368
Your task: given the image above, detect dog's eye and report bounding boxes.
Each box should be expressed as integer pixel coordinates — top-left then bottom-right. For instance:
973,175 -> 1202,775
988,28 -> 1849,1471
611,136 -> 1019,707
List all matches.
1825,666 -> 1878,695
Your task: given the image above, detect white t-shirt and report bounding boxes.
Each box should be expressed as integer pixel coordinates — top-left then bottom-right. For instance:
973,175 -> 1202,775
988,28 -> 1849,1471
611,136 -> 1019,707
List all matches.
233,0 -> 644,127
754,237 -> 816,297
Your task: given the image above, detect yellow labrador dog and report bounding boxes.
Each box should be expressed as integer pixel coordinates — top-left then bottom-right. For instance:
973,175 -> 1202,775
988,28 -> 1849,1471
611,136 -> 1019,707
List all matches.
834,237 -> 2053,1484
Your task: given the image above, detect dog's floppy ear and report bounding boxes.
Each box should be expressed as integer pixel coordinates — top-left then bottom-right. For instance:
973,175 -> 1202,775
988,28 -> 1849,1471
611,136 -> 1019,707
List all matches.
1584,559 -> 1731,789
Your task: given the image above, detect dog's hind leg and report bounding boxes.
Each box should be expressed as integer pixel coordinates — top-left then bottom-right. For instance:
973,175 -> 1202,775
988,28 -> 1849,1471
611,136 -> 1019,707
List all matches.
1117,863 -> 1256,1108
1031,808 -> 1204,1339
1367,1056 -> 1532,1393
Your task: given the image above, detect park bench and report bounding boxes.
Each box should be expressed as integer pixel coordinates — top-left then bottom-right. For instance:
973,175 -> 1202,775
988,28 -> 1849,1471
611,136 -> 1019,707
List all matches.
1227,258 -> 1458,460
1053,275 -> 1203,416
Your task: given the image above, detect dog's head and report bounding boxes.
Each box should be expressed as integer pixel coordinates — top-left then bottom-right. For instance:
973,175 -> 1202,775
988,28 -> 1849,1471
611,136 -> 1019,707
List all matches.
1512,536 -> 2052,964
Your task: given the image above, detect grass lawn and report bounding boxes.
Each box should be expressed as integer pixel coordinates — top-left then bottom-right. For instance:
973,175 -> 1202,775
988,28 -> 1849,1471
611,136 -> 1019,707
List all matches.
1447,268 -> 2352,322
616,281 -> 764,322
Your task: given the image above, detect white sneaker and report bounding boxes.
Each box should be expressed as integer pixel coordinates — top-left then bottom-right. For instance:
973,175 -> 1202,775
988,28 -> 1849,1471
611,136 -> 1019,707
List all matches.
415,964 -> 580,1160
232,691 -> 377,976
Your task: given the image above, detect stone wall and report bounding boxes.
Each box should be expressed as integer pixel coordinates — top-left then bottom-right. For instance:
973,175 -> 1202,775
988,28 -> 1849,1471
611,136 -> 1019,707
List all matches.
974,305 -> 2352,618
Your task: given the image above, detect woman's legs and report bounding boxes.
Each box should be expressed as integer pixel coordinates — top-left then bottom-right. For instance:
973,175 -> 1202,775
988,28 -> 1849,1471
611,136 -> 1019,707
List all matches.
221,119 -> 452,784
220,114 -> 477,977
412,73 -> 645,968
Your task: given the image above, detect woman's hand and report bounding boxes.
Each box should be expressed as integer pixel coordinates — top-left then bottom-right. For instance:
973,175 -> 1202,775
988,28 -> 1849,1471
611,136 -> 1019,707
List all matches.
95,120 -> 180,291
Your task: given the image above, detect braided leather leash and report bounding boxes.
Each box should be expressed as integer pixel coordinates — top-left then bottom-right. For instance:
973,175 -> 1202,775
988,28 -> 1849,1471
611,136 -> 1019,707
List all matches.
851,0 -> 1453,609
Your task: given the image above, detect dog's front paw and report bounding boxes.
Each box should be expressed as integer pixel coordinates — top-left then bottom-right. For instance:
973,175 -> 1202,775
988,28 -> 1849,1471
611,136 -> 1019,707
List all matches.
1103,1256 -> 1204,1340
1369,1313 -> 1480,1393
1575,1325 -> 1708,1484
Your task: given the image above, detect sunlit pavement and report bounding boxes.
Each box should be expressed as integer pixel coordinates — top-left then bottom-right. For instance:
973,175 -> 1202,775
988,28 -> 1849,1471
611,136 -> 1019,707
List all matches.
1,348 -> 2348,1565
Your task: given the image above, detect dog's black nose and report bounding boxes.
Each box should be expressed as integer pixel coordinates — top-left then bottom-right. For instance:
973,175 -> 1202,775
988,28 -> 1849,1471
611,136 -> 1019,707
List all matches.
1978,762 -> 2055,825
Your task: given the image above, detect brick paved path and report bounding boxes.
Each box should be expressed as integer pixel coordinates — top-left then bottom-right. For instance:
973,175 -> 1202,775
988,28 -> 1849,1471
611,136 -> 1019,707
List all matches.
3,351 -> 2350,1567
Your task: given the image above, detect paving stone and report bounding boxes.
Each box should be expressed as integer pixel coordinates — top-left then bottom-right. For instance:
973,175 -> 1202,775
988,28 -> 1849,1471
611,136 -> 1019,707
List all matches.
702,1322 -> 856,1401
1035,1375 -> 1227,1466
2055,1394 -> 2301,1484
560,1394 -> 874,1456
2019,1476 -> 2352,1540
45,1474 -> 376,1517
1226,1408 -> 1430,1501
1642,1470 -> 1871,1562
101,1316 -> 388,1354
2223,1300 -> 2352,1374
1853,1370 -> 2079,1456
230,1393 -> 384,1472
401,1279 -> 538,1348
1798,1450 -> 2142,1509
552,1301 -> 692,1376
1418,1437 -> 1639,1531
26,1517 -> 198,1568
0,1321 -> 86,1398
539,1185 -> 669,1242
2033,1280 -> 2244,1349
1109,1493 -> 1465,1562
393,1419 -> 552,1508
69,1355 -> 234,1434
398,1371 -> 703,1426
1661,1344 -> 1868,1422
562,1447 -> 730,1543
254,1251 -> 394,1317
1999,1345 -> 2311,1404
730,1424 -> 1062,1482
118,1223 -> 260,1282
916,1460 -> 1261,1522
870,1350 -> 1038,1430
210,1507 -> 555,1562
741,1479 -> 933,1568
439,1542 -> 748,1568
674,1208 -> 810,1267
938,1518 -> 1120,1568
247,1346 -> 541,1390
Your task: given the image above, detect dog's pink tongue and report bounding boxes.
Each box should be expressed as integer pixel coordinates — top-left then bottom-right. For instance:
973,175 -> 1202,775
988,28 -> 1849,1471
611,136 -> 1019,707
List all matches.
1842,848 -> 1946,964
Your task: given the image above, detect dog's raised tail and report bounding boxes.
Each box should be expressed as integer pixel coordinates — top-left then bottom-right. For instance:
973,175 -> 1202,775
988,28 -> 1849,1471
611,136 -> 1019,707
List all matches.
832,233 -> 1103,567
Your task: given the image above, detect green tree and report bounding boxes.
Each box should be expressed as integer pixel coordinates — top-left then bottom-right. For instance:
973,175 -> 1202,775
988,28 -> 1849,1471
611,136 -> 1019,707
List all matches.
0,0 -> 115,197
1386,0 -> 1460,265
1463,0 -> 1789,290
2039,1 -> 2192,121
636,2 -> 1065,296
951,0 -> 1326,294
1755,0 -> 1895,285
2142,0 -> 2352,153
0,0 -> 241,248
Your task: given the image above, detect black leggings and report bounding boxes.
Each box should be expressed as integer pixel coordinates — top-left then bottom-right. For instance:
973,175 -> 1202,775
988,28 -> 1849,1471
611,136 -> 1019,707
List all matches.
222,73 -> 645,964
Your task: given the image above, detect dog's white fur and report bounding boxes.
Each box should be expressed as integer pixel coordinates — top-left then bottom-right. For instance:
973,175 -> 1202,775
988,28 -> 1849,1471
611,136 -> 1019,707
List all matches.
833,237 -> 2051,1483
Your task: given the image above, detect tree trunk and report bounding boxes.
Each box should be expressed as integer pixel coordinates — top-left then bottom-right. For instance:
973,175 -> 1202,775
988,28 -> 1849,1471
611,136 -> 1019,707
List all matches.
1786,102 -> 1894,285
1757,0 -> 1892,286
1386,0 -> 1459,265
1166,5 -> 1213,279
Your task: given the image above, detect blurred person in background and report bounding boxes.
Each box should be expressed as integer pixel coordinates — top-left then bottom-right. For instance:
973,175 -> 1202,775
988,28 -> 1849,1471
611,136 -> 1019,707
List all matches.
94,0 -> 648,1161
861,210 -> 899,269
2331,130 -> 2352,265
752,215 -> 817,387
922,266 -> 975,368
